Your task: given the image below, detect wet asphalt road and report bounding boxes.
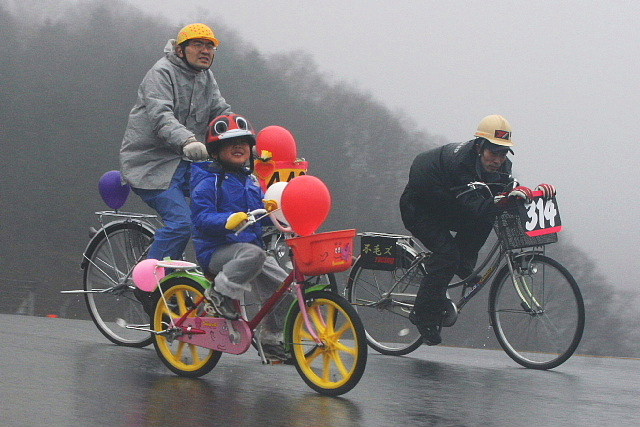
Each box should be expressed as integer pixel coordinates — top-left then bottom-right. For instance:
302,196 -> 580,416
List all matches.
1,313 -> 638,426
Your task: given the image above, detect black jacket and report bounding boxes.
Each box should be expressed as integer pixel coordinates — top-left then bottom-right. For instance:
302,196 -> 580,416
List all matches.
400,140 -> 513,228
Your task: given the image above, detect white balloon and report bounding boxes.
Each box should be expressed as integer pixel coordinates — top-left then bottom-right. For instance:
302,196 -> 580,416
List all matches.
263,181 -> 289,226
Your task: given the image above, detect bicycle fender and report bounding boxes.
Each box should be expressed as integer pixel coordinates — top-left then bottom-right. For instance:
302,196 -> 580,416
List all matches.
160,270 -> 211,288
512,250 -> 545,259
488,250 -> 545,306
80,219 -> 155,269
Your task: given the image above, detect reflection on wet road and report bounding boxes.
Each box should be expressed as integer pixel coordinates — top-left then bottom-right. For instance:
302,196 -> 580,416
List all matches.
1,314 -> 638,426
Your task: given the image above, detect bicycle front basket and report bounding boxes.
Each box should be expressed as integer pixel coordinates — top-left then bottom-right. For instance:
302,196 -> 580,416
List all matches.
494,208 -> 558,250
287,229 -> 356,276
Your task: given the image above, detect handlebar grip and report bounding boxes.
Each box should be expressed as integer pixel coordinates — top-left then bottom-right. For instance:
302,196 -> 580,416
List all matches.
233,209 -> 269,235
225,212 -> 249,230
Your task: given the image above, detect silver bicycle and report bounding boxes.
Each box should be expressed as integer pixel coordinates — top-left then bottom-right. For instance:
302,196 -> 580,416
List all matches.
63,210 -> 159,347
345,184 -> 585,370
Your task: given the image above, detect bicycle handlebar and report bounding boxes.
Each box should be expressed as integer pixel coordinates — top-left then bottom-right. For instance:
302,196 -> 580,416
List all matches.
455,181 -> 493,199
455,179 -> 520,201
459,182 -> 549,202
233,207 -> 293,235
233,209 -> 268,235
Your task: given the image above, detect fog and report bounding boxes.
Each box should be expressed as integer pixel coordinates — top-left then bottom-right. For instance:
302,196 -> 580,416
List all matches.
122,0 -> 640,291
1,0 -> 638,356
6,0 -> 638,290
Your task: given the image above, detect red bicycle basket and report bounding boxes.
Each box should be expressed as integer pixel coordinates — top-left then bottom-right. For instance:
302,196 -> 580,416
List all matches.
287,229 -> 356,276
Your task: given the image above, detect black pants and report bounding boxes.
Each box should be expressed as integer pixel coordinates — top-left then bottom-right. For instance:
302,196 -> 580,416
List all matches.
406,213 -> 493,322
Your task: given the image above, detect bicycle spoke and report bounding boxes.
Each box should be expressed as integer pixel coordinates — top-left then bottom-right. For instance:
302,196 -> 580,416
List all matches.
490,254 -> 584,369
152,279 -> 221,377
83,222 -> 155,347
290,292 -> 367,396
333,353 -> 349,378
346,247 -> 424,355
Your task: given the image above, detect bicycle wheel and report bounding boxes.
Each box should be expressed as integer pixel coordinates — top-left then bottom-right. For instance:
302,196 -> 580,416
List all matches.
346,246 -> 423,356
153,277 -> 222,377
489,253 -> 585,369
83,220 -> 154,347
288,291 -> 367,396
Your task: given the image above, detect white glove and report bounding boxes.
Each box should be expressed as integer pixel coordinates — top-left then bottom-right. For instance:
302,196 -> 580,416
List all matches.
225,212 -> 249,231
535,183 -> 556,200
183,140 -> 208,161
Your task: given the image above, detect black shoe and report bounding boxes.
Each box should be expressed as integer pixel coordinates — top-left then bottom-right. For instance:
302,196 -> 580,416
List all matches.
262,343 -> 291,362
419,323 -> 442,346
205,288 -> 239,320
409,310 -> 442,346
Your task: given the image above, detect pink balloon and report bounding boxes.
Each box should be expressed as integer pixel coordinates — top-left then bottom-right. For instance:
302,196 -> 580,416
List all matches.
256,126 -> 298,162
132,259 -> 165,292
281,175 -> 332,236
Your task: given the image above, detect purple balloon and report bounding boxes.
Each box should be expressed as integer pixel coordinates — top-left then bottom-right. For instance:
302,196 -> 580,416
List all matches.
99,170 -> 130,210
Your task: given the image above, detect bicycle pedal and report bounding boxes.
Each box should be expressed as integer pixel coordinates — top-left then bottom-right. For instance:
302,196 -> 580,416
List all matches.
226,319 -> 240,344
203,302 -> 217,316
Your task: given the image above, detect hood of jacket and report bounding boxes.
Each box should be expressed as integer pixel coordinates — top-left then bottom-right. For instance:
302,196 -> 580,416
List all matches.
163,39 -> 204,74
190,160 -> 253,192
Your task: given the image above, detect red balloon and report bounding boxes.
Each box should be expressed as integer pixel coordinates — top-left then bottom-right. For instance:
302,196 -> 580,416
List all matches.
256,126 -> 298,162
281,175 -> 332,236
253,160 -> 276,181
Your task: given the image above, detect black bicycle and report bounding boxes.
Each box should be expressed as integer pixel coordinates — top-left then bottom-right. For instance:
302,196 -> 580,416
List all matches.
345,184 -> 584,370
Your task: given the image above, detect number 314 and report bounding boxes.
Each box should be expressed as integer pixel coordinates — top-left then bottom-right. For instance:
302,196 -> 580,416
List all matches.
525,199 -> 558,231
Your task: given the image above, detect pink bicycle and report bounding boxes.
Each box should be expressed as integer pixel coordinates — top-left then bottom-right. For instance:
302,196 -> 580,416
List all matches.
123,208 -> 367,396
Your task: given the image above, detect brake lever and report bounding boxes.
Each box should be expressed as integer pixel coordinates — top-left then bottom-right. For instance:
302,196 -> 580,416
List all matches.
234,209 -> 269,235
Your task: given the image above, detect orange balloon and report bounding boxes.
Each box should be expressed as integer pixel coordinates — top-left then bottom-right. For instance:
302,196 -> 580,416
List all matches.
281,175 -> 332,236
256,126 -> 298,162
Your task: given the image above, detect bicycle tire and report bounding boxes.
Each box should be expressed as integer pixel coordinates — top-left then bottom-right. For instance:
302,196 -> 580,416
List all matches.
489,253 -> 585,369
152,277 -> 222,377
345,245 -> 424,356
83,220 -> 155,347
288,291 -> 367,396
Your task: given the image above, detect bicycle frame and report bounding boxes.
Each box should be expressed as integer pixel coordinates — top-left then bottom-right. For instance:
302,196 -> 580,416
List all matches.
155,257 -> 325,356
448,239 -> 503,311
380,233 -> 546,315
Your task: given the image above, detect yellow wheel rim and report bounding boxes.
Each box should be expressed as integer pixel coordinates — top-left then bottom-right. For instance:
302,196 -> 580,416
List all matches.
154,284 -> 217,372
292,298 -> 361,389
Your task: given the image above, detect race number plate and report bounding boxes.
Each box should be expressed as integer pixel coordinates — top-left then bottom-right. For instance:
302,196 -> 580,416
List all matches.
360,235 -> 398,271
518,196 -> 563,236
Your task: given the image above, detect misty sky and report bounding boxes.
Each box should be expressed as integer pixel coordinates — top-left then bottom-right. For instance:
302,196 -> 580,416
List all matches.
15,0 -> 639,290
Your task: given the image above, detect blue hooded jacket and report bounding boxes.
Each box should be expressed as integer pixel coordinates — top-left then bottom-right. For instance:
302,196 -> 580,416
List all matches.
190,161 -> 265,270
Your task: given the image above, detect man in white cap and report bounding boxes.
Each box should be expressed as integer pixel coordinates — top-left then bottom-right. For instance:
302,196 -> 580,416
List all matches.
400,115 -> 554,345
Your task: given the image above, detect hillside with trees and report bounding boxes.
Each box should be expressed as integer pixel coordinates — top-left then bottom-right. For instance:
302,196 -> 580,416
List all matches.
1,0 -> 637,356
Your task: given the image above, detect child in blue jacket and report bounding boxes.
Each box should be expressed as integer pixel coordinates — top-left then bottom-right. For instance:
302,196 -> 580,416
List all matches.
190,114 -> 290,360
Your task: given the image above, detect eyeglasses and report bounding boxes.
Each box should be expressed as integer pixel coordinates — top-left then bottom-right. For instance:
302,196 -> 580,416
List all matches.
188,40 -> 217,51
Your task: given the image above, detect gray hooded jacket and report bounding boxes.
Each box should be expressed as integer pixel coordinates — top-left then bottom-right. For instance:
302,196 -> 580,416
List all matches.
119,39 -> 231,190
